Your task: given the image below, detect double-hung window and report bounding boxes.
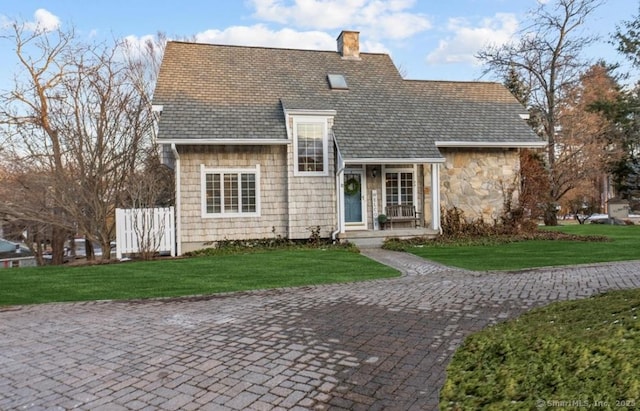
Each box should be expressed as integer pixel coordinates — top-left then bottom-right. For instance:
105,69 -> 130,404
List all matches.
201,165 -> 260,217
384,170 -> 414,207
293,117 -> 328,176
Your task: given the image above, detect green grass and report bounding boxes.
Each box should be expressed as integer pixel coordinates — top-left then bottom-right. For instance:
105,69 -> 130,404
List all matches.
0,248 -> 399,306
405,224 -> 640,271
441,289 -> 640,410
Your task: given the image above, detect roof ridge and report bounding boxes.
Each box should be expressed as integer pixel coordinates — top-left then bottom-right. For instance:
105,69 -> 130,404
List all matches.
404,79 -> 502,86
165,40 -> 389,56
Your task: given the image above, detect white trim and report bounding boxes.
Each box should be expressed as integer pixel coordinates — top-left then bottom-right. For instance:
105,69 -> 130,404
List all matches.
344,157 -> 445,164
435,141 -> 546,148
0,256 -> 36,262
159,139 -> 289,146
284,109 -> 337,117
171,144 -> 182,256
519,113 -> 530,120
292,117 -> 329,177
200,164 -> 261,218
431,163 -> 441,232
344,168 -> 367,230
332,143 -> 346,240
414,163 -> 420,223
382,166 -> 417,209
337,168 -> 346,235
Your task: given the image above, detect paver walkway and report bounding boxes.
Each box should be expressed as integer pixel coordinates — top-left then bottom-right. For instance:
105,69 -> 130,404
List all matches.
1,250 -> 640,411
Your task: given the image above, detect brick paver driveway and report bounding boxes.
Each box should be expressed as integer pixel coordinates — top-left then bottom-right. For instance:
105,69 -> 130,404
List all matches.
1,249 -> 640,411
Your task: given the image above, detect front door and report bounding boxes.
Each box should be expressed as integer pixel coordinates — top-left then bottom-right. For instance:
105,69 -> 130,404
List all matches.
344,169 -> 366,228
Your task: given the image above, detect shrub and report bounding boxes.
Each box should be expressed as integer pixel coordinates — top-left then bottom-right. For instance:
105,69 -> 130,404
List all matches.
440,206 -> 537,239
185,228 -> 356,257
383,207 -> 609,251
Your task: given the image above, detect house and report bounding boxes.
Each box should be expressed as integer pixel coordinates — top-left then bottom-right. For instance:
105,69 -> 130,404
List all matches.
0,238 -> 37,268
153,31 -> 545,254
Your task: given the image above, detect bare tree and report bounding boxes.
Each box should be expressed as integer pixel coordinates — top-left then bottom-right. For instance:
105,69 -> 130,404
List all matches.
0,24 -> 80,263
0,21 -> 167,263
59,39 -> 162,260
477,0 -> 605,225
120,147 -> 174,260
0,163 -> 69,264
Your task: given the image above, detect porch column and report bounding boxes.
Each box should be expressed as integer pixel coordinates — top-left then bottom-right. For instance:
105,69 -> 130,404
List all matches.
431,163 -> 441,231
338,168 -> 346,234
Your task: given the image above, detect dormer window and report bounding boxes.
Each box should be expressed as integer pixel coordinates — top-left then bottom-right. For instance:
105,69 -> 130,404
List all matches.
328,74 -> 348,90
293,117 -> 329,176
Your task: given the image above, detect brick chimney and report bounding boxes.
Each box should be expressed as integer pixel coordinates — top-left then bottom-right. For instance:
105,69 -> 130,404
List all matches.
337,30 -> 360,60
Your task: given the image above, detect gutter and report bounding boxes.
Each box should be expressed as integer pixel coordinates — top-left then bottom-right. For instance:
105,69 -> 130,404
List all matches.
343,157 -> 445,164
435,141 -> 547,148
171,144 -> 182,256
331,136 -> 345,243
331,167 -> 345,243
160,138 -> 290,146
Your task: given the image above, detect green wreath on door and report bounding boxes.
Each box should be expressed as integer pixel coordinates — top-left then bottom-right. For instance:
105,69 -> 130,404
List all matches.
344,177 -> 360,196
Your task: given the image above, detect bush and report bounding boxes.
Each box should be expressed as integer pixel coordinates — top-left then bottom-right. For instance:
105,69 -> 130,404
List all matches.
185,229 -> 357,257
441,206 -> 537,239
383,208 -> 609,252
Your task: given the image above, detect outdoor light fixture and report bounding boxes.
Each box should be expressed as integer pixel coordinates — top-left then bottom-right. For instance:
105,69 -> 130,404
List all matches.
371,167 -> 377,178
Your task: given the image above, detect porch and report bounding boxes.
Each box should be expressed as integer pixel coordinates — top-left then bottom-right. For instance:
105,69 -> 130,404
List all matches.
338,227 -> 439,248
336,162 -> 443,246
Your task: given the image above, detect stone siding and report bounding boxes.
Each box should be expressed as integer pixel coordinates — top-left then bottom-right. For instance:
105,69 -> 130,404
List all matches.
178,145 -> 288,253
440,148 -> 520,221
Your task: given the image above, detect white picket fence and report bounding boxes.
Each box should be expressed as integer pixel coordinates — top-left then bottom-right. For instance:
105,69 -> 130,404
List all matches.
115,207 -> 175,259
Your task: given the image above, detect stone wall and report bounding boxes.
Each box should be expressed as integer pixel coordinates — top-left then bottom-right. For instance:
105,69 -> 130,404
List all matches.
440,148 -> 520,222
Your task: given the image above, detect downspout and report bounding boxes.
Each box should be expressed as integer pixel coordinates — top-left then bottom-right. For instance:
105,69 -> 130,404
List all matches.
332,165 -> 345,242
171,144 -> 182,256
331,167 -> 344,243
331,133 -> 345,242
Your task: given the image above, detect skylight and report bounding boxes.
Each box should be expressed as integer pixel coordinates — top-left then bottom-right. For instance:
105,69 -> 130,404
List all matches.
328,74 -> 348,90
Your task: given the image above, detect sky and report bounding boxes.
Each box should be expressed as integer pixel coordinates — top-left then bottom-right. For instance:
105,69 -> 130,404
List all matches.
0,0 -> 636,88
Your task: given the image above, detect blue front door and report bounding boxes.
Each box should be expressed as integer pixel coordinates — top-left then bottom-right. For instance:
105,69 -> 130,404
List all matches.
344,171 -> 363,224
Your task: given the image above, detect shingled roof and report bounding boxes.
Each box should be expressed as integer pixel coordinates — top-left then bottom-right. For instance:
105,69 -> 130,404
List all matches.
403,80 -> 541,147
153,35 -> 543,161
0,238 -> 33,260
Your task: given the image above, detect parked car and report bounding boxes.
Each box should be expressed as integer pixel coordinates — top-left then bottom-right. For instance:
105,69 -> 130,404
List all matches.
586,214 -> 609,223
66,238 -> 116,259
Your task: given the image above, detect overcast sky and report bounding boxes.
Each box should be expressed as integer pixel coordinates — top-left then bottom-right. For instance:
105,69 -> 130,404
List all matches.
0,0 -> 635,88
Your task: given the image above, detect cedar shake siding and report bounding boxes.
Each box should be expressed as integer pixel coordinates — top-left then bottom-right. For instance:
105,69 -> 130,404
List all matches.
178,145 -> 288,253
153,31 -> 544,252
286,140 -> 337,240
177,143 -> 336,253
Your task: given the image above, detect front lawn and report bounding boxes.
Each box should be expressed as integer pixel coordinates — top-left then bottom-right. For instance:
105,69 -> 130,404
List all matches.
402,224 -> 640,271
0,248 -> 400,306
441,289 -> 640,410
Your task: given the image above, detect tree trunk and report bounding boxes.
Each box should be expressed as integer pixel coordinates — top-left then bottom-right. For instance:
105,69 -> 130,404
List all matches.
100,239 -> 112,261
85,238 -> 95,261
543,203 -> 559,226
50,226 -> 67,265
34,233 -> 45,266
